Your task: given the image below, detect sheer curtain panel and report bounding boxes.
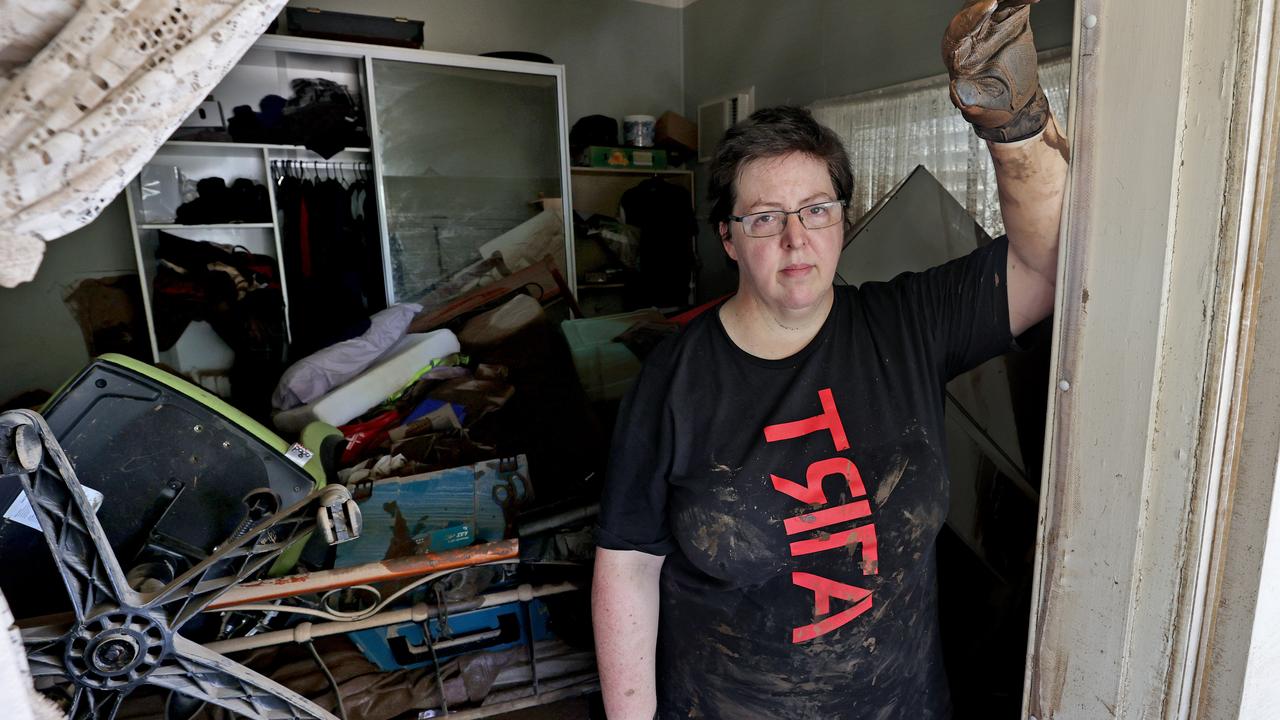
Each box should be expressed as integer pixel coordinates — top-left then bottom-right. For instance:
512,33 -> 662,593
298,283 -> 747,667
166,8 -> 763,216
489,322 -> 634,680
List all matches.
0,0 -> 286,287
810,53 -> 1070,238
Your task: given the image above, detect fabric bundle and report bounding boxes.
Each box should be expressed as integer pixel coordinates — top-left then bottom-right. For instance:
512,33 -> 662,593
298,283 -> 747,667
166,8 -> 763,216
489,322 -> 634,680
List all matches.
272,302 -> 422,411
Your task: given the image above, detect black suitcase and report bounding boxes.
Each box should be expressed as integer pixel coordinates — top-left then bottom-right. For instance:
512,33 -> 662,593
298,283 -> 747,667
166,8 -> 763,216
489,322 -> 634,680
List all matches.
286,7 -> 425,49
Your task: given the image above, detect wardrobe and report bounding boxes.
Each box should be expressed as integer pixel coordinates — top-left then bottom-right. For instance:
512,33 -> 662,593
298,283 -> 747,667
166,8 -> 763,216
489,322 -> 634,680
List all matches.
123,35 -> 574,401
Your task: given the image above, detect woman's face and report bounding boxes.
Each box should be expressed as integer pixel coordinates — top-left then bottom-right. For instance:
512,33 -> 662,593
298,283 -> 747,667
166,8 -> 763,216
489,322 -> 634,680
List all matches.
720,152 -> 844,316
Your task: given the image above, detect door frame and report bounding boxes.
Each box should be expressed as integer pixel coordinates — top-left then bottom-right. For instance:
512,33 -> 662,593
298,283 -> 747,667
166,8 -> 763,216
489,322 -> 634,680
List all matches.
1026,0 -> 1280,717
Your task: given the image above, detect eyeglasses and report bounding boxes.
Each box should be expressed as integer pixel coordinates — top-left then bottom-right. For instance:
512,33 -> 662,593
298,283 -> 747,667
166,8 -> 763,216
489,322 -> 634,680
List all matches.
728,200 -> 847,238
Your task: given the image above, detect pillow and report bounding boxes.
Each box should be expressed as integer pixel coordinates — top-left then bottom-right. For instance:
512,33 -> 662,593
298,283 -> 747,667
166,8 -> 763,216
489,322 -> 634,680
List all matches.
272,303 -> 422,410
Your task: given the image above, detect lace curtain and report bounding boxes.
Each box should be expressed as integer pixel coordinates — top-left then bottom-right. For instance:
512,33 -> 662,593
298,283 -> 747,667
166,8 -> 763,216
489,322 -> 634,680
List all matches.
0,0 -> 287,288
810,54 -> 1071,237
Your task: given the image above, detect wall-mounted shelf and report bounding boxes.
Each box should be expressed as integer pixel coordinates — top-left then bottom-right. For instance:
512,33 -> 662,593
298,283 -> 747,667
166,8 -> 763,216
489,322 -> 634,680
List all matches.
169,141 -> 370,152
570,164 -> 697,317
570,166 -> 693,177
155,141 -> 372,158
569,167 -> 695,219
138,223 -> 274,230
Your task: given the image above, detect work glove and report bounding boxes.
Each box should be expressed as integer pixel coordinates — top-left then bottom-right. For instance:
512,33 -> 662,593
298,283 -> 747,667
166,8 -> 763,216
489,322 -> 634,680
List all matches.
943,0 -> 1051,143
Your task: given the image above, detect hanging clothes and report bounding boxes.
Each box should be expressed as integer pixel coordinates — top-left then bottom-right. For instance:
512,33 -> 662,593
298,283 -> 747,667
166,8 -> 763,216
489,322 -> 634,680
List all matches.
274,162 -> 385,359
351,176 -> 388,316
620,177 -> 698,308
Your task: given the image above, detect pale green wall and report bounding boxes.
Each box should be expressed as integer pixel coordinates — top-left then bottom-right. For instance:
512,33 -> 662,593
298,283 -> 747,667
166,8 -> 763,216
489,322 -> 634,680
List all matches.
0,198 -> 137,402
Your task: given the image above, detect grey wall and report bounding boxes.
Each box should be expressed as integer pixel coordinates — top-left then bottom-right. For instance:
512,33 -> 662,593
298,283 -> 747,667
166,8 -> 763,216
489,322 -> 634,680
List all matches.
682,0 -> 1076,300
283,0 -> 687,127
683,0 -> 1075,114
0,198 -> 137,403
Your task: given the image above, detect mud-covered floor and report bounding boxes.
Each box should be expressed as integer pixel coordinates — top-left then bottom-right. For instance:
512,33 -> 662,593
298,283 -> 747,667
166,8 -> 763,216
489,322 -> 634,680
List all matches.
492,696 -> 592,719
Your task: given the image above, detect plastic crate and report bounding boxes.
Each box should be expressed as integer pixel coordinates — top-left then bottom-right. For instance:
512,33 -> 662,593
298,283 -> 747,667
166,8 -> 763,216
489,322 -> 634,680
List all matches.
586,146 -> 668,169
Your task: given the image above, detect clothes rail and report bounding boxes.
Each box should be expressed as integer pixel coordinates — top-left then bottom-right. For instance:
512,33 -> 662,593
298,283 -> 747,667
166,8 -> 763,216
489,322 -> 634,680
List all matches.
269,159 -> 371,185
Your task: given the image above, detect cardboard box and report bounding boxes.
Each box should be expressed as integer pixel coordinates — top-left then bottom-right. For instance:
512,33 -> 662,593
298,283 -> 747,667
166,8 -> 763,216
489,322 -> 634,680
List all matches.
587,146 -> 668,170
656,111 -> 697,154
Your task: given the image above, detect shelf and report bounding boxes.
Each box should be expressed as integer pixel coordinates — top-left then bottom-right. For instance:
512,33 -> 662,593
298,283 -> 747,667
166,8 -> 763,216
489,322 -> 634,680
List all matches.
265,145 -> 372,155
379,174 -> 560,182
162,140 -> 371,154
571,166 -> 692,176
139,223 -> 274,230
569,166 -> 695,219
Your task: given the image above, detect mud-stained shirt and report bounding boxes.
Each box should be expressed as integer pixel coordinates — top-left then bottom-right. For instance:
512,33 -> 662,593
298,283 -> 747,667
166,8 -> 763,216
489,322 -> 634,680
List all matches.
597,238 -> 1014,720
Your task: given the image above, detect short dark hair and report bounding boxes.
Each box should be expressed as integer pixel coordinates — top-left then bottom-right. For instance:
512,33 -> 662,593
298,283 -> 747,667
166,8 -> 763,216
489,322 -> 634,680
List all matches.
707,106 -> 853,238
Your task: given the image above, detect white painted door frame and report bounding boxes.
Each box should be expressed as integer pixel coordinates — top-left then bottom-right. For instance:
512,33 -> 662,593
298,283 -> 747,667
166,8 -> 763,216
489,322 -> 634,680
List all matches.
1026,0 -> 1280,717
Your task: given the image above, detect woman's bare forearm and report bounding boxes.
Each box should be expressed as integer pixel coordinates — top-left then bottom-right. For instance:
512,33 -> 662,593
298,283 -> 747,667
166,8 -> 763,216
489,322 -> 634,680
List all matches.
991,114 -> 1071,333
593,548 -> 665,719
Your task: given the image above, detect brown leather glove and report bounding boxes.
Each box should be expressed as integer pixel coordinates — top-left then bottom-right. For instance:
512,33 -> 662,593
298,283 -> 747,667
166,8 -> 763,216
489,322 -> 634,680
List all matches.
943,0 -> 1050,143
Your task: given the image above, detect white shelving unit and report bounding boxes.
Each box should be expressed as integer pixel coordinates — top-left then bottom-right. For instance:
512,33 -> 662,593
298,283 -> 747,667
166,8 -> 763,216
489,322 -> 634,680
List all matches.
125,48 -> 368,394
124,35 -> 574,398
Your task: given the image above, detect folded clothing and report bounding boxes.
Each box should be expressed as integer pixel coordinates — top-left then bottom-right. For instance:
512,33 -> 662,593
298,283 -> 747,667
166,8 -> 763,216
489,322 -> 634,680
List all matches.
228,78 -> 370,159
150,232 -> 287,417
272,303 -> 422,410
152,232 -> 284,352
174,177 -> 271,225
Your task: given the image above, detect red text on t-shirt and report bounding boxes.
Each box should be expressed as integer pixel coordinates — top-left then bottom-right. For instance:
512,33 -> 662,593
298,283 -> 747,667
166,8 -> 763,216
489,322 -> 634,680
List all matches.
763,388 -> 880,644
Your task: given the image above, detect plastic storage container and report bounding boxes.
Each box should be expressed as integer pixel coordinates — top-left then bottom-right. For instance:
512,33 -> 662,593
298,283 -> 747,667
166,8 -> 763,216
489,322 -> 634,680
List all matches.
560,308 -> 665,402
624,114 -> 656,147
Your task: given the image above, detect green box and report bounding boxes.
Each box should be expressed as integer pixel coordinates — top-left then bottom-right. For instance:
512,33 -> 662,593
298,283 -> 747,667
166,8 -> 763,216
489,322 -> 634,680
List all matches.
587,146 -> 668,170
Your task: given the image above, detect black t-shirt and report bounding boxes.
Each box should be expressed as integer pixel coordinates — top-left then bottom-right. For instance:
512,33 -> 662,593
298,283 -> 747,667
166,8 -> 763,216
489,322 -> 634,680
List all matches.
597,239 -> 1015,720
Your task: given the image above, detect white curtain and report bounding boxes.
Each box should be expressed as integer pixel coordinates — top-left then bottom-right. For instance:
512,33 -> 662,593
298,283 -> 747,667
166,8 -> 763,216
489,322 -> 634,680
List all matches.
810,54 -> 1071,238
0,0 -> 287,288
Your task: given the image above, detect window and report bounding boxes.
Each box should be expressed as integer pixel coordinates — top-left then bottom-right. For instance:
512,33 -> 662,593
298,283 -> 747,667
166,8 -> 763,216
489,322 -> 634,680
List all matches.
810,54 -> 1071,237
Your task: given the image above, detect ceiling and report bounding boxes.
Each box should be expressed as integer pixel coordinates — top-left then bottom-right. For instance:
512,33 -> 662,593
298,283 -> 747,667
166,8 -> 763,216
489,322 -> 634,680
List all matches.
627,0 -> 701,8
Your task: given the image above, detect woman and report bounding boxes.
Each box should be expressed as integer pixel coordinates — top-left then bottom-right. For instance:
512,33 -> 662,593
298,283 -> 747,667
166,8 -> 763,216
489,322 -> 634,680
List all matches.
592,4 -> 1068,718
